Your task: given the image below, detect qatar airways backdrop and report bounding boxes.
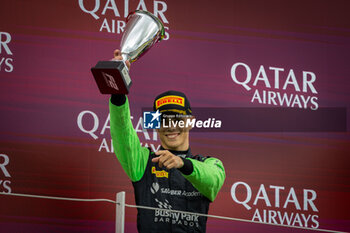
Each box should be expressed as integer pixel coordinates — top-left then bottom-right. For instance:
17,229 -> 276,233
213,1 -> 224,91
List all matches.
0,0 -> 349,233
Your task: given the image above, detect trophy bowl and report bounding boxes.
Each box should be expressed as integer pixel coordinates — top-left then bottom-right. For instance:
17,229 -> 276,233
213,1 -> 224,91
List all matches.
91,10 -> 165,94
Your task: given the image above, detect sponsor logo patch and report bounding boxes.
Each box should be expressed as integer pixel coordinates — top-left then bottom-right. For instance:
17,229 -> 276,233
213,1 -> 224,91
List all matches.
152,166 -> 168,178
156,96 -> 185,108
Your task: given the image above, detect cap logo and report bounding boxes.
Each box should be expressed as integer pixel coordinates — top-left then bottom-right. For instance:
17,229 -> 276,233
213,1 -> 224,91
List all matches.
156,95 -> 185,109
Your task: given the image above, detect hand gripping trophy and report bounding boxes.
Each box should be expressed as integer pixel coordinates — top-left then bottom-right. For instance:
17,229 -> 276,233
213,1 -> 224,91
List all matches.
91,10 -> 165,94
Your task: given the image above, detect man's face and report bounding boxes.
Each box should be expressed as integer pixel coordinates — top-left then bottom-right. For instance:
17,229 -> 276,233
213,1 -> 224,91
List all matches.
157,115 -> 192,151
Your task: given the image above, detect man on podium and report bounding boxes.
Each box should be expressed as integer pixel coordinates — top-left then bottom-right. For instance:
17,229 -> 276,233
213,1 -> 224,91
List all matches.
109,50 -> 225,233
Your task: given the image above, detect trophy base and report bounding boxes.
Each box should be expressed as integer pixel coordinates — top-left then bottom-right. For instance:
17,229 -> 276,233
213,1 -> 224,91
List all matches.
91,61 -> 132,94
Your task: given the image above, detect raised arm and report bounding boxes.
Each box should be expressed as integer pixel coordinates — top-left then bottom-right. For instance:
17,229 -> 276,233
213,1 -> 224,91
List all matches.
109,95 -> 149,182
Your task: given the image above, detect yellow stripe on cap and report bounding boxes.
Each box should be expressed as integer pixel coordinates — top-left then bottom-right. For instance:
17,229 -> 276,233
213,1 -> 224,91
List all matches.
155,95 -> 185,108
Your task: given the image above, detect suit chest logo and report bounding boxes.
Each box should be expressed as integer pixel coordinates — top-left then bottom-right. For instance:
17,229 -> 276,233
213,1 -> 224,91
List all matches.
152,166 -> 169,178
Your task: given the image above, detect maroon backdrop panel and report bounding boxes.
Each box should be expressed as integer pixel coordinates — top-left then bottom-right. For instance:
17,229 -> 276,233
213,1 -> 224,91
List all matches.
0,1 -> 349,233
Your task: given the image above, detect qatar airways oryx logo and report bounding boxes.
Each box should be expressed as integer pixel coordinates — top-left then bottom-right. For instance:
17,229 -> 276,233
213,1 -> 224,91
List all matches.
0,32 -> 14,73
231,62 -> 319,110
78,0 -> 170,39
231,181 -> 319,229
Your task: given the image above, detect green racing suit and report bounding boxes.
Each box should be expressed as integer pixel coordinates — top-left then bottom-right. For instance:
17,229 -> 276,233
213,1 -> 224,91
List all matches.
110,96 -> 225,232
